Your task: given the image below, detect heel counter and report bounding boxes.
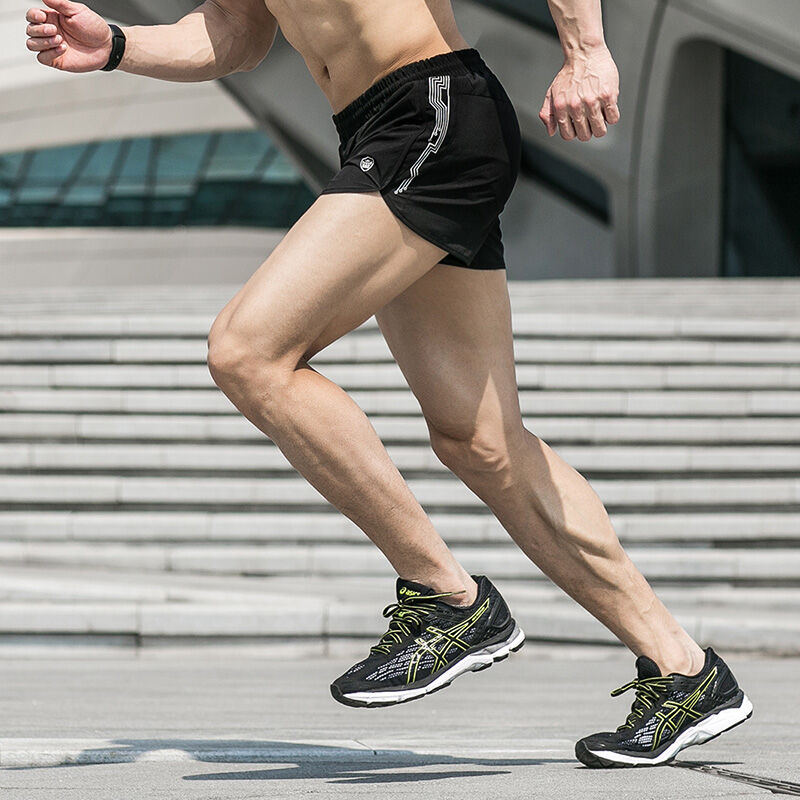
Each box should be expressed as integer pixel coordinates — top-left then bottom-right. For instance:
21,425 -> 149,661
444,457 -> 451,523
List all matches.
484,577 -> 513,631
712,652 -> 741,700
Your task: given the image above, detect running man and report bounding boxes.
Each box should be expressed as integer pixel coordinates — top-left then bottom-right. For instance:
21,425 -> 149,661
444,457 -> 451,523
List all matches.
26,0 -> 752,767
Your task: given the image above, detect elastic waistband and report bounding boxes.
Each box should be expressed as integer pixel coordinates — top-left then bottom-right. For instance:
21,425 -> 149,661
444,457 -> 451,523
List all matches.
333,48 -> 486,142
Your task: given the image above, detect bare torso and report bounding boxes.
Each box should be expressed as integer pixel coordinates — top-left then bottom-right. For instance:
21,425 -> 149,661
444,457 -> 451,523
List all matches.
263,0 -> 470,112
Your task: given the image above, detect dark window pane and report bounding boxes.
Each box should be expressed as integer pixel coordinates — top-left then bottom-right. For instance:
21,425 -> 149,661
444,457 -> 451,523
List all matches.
50,203 -> 103,227
205,131 -> 272,180
470,0 -> 557,36
113,138 -> 152,197
263,150 -> 299,182
26,144 -> 86,183
105,196 -> 147,227
16,144 -> 87,206
0,128 -> 314,230
0,152 -> 26,187
154,133 -> 210,196
723,51 -> 800,276
62,185 -> 106,206
79,140 -> 122,183
520,139 -> 610,223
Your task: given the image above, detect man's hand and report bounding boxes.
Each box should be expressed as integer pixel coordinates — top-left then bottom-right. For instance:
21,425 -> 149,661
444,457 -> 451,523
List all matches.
26,0 -> 113,72
539,44 -> 620,142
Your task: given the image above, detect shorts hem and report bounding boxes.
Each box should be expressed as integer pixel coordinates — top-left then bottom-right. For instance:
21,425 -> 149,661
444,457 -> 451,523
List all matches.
316,187 -> 505,270
380,190 -> 476,265
319,186 -> 379,196
440,258 -> 506,270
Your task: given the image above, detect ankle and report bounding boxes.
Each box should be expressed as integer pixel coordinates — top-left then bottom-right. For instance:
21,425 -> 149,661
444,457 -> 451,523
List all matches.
443,576 -> 479,607
655,641 -> 706,676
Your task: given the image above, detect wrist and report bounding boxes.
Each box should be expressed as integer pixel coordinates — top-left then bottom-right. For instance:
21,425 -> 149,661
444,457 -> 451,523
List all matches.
562,38 -> 608,61
99,38 -> 112,67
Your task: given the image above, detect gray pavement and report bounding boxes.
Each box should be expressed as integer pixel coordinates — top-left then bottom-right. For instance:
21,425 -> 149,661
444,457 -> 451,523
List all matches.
0,646 -> 798,799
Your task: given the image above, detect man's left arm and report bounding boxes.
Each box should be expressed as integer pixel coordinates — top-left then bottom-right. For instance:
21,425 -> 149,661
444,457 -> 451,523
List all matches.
540,0 -> 620,141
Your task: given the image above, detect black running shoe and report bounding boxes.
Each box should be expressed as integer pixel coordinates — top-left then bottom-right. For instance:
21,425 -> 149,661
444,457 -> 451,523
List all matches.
575,647 -> 752,767
330,575 -> 524,708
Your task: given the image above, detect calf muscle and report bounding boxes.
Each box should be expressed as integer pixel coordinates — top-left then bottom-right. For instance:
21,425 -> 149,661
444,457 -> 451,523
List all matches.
208,192 -> 476,600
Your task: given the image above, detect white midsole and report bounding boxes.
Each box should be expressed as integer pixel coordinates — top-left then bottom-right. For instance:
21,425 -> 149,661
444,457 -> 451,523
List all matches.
343,625 -> 525,705
586,694 -> 753,766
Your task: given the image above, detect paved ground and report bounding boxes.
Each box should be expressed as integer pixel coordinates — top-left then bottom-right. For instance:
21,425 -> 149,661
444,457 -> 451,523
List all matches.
0,645 -> 798,799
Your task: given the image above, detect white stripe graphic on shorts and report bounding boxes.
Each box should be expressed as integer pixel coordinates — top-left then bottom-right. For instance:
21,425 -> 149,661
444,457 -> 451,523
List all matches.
394,75 -> 451,195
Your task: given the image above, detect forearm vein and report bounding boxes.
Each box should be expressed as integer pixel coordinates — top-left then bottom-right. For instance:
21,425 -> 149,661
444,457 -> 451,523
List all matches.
546,0 -> 606,57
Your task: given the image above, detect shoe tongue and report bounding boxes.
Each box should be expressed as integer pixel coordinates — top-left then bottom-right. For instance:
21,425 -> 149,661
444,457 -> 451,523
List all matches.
635,656 -> 662,680
395,578 -> 438,601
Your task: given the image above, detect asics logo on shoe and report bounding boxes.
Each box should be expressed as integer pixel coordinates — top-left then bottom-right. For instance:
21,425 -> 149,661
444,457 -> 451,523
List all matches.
652,667 -> 717,749
398,586 -> 421,597
360,156 -> 375,172
406,598 -> 490,683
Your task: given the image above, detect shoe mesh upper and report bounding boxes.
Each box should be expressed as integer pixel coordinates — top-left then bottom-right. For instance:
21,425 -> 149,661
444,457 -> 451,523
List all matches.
578,648 -> 743,757
332,575 -> 514,692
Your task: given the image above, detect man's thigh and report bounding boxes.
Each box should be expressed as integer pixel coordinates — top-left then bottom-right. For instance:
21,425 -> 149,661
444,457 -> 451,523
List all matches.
213,192 -> 446,363
375,263 -> 524,440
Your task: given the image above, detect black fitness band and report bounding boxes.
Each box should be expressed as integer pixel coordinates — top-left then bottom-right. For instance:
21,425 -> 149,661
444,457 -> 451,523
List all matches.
101,24 -> 126,72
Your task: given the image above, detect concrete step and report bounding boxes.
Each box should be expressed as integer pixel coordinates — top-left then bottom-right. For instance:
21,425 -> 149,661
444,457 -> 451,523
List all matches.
4,311 -> 800,340
3,335 -> 800,365
0,474 -> 798,510
0,280 -> 797,652
3,362 -> 800,390
2,441 -> 800,475
6,565 -> 800,611
3,413 -> 800,445
3,386 -> 800,416
1,540 -> 799,583
1,510 -> 798,545
0,567 -> 797,652
3,599 -> 799,653
1,278 -> 799,316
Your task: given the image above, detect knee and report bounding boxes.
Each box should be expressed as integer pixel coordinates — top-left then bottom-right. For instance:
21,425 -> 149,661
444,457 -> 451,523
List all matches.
207,318 -> 250,390
207,316 -> 289,403
428,421 -> 517,480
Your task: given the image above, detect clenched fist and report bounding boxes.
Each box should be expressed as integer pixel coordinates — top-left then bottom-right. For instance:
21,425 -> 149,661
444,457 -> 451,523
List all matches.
540,44 -> 621,142
26,0 -> 112,72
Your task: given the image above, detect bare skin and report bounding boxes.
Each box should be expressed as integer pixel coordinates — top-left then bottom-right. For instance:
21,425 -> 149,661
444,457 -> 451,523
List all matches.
25,0 -> 703,674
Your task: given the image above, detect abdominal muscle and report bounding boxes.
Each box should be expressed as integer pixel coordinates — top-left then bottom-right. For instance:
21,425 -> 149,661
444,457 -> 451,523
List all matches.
264,0 -> 470,112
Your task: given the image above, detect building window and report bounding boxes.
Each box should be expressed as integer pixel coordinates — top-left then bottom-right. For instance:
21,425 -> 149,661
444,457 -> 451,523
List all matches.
470,0 -> 558,37
723,52 -> 800,276
520,139 -> 611,223
0,130 -> 315,229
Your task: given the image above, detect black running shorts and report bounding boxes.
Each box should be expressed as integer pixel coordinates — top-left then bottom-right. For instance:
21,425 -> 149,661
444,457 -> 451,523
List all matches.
321,49 -> 521,269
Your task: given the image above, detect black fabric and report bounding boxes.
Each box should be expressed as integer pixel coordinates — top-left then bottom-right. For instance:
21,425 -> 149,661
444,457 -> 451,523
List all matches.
635,655 -> 662,680
321,49 -> 521,269
395,577 -> 440,599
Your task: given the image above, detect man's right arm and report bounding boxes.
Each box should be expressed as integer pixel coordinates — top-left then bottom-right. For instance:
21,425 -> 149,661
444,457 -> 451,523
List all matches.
26,0 -> 278,80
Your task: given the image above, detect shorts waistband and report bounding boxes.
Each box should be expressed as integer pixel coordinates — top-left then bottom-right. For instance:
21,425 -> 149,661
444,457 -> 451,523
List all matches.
332,48 -> 486,142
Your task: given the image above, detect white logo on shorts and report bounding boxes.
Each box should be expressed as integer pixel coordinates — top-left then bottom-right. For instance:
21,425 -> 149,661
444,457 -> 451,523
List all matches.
360,156 -> 375,172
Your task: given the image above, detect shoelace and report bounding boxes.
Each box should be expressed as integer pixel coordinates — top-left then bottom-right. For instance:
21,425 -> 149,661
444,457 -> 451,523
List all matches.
370,591 -> 459,656
610,675 -> 673,730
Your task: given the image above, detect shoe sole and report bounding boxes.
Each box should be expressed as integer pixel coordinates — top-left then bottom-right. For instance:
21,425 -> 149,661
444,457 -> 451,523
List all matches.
576,693 -> 754,768
332,623 -> 525,709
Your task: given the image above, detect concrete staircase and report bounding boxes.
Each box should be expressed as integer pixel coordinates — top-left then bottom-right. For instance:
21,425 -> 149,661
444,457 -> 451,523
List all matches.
1,280 -> 799,654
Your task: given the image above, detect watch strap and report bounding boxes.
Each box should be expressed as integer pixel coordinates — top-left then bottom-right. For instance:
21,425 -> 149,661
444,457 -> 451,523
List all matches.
101,24 -> 126,72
